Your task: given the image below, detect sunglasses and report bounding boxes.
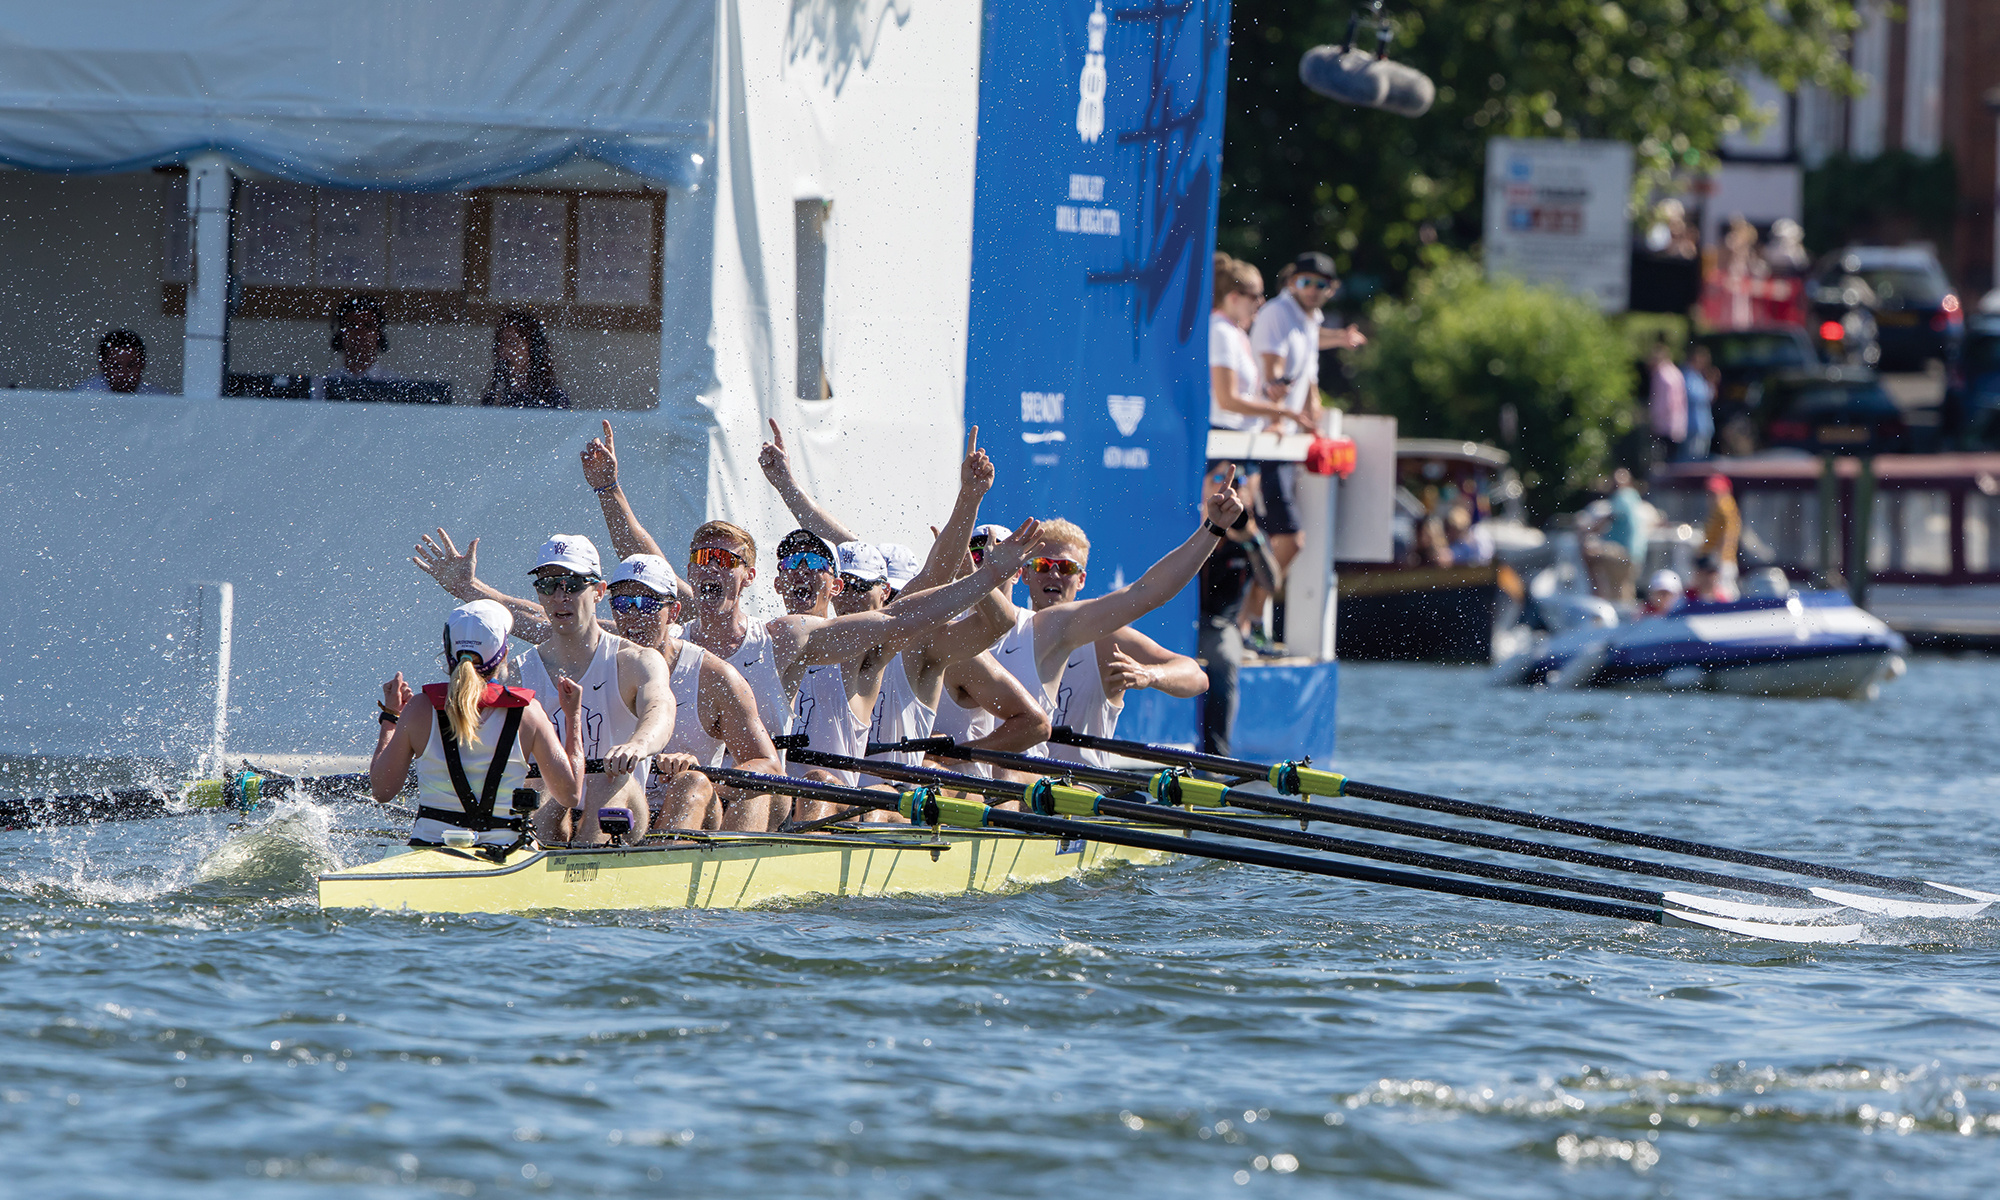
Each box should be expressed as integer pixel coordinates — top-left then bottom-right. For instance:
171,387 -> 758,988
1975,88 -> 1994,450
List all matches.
1295,277 -> 1334,291
1029,557 -> 1084,577
532,574 -> 600,595
609,594 -> 669,616
688,546 -> 747,570
778,551 -> 835,572
840,573 -> 885,592
969,541 -> 989,564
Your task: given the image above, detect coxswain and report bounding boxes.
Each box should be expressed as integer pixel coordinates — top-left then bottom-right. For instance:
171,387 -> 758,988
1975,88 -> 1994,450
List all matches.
516,534 -> 676,845
371,600 -> 582,856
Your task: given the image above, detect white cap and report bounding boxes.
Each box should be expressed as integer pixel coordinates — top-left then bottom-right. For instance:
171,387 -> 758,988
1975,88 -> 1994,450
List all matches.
1648,570 -> 1683,595
836,541 -> 888,584
971,523 -> 1010,546
531,534 -> 601,577
445,600 -> 512,673
878,543 -> 921,591
609,553 -> 680,597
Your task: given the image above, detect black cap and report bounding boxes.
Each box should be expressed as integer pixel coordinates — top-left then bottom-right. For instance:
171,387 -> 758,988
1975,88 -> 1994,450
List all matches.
776,529 -> 834,562
1291,251 -> 1338,281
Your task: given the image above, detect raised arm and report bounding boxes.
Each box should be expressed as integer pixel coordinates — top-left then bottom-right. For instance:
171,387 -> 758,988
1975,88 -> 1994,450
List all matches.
581,420 -> 665,559
1104,626 -> 1208,700
793,518 -> 1043,666
413,530 -> 554,643
758,420 -> 859,545
902,427 -> 992,597
1037,469 -> 1247,657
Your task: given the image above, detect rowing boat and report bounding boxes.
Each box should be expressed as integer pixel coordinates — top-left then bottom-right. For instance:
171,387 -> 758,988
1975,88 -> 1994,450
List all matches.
316,824 -> 1168,915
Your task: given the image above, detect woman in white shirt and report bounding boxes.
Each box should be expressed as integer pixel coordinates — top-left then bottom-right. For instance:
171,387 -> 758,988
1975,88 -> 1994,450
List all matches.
1209,254 -> 1317,434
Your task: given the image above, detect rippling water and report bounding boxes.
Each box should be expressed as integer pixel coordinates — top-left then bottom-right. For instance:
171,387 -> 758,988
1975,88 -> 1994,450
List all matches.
6,659 -> 2000,1198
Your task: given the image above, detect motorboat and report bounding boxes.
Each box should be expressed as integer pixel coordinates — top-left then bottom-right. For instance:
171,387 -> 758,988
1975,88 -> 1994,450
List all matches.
1494,589 -> 1907,699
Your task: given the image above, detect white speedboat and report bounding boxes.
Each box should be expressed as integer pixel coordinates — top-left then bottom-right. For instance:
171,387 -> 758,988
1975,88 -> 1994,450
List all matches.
1495,590 -> 1907,699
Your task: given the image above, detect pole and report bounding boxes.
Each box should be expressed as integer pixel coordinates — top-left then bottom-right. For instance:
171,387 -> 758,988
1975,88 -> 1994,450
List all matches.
1816,454 -> 1841,589
1850,456 -> 1876,607
181,153 -> 232,399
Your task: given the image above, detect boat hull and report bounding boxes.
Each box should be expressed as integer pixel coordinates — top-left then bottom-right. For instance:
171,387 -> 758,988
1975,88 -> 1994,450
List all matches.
317,827 -> 1170,915
1335,565 -> 1522,663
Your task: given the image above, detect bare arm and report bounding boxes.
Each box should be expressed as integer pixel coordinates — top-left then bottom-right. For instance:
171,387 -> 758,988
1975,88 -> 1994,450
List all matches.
1104,626 -> 1208,700
794,518 -> 1042,665
942,655 -> 1050,753
903,428 -> 992,596
580,420 -> 665,559
1036,472 -> 1247,658
1212,366 -> 1312,430
921,600 -> 1015,667
371,673 -> 420,804
703,656 -> 784,779
607,645 -> 677,775
413,530 -> 555,644
757,420 -> 859,545
519,686 -> 582,809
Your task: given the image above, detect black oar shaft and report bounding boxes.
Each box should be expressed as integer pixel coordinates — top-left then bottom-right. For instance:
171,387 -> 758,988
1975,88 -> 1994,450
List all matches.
1049,726 -> 1930,897
788,749 -> 1023,801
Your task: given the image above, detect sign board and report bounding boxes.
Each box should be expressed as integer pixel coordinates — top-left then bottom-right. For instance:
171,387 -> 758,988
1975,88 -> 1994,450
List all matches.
1483,138 -> 1633,312
1333,413 -> 1397,563
963,0 -> 1230,744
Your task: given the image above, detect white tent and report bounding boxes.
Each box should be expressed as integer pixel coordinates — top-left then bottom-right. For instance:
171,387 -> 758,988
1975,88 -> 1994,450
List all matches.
0,2 -> 985,757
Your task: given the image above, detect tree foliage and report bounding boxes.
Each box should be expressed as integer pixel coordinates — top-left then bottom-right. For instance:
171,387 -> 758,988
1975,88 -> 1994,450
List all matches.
1359,256 -> 1635,520
1220,1 -> 1860,300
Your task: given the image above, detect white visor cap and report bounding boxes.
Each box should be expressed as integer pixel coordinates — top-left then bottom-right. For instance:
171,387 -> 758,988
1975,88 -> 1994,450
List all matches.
836,541 -> 889,585
878,543 -> 922,591
971,523 -> 1011,547
609,553 -> 681,598
1648,570 -> 1683,595
532,534 -> 602,578
446,599 -> 513,672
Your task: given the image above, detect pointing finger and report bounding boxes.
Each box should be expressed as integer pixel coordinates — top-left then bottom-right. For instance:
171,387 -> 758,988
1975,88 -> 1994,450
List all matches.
966,426 -> 979,456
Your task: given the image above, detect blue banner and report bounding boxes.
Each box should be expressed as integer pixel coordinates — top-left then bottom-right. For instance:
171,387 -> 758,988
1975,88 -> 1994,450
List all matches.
965,0 -> 1231,743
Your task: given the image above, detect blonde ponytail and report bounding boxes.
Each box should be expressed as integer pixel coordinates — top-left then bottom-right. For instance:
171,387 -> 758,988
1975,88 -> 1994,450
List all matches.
446,654 -> 488,748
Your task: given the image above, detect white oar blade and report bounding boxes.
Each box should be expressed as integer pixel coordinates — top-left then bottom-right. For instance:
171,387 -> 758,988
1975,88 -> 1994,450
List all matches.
1807,887 -> 1991,920
1660,892 -> 1847,925
1925,882 -> 2000,904
1662,908 -> 1864,944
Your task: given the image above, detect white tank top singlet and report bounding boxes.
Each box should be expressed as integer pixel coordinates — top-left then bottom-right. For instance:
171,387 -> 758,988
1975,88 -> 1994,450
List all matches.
516,633 -> 649,792
688,618 -> 791,763
859,653 -> 938,789
995,608 -> 1057,755
411,704 -> 533,849
1048,640 -> 1125,769
932,684 -> 998,779
659,640 -> 726,766
788,662 -> 868,786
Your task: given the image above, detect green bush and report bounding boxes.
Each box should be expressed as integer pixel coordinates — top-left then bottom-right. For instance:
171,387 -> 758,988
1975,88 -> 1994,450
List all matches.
1358,256 -> 1634,521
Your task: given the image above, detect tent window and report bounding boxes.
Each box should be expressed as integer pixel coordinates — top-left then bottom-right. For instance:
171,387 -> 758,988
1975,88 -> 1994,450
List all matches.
795,199 -> 830,401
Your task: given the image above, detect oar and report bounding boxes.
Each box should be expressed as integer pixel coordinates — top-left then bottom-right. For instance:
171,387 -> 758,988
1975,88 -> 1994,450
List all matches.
0,763 -> 385,831
695,765 -> 1860,943
799,748 -> 1846,925
1043,727 -> 1999,913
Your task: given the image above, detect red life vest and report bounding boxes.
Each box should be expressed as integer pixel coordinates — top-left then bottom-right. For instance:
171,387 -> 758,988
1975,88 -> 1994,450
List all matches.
420,682 -> 537,709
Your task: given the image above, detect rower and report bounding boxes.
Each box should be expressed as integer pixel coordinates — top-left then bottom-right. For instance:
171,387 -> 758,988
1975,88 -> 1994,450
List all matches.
370,600 -> 582,856
515,534 -> 676,845
986,477 -> 1245,759
601,553 -> 785,832
1027,520 -> 1210,769
757,422 -> 1032,795
572,421 -> 795,759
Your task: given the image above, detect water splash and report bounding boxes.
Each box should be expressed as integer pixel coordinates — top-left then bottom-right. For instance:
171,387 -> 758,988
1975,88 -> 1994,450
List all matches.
190,801 -> 340,896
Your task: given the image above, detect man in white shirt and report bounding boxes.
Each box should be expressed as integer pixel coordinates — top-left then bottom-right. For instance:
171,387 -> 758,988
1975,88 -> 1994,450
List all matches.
1246,251 -> 1366,644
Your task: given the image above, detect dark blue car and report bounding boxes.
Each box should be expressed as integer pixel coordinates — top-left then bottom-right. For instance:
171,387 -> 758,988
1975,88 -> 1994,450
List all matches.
1813,246 -> 1962,371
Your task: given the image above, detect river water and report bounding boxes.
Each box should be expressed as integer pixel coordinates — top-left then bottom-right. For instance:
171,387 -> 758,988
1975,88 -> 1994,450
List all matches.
4,658 -> 1999,1198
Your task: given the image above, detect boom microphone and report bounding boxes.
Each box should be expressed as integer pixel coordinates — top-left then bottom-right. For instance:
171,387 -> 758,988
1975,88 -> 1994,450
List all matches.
1299,44 -> 1435,118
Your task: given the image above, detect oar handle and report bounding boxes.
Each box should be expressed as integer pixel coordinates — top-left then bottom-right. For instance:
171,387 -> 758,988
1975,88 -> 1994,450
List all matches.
873,735 -> 1155,790
1047,725 -> 1274,778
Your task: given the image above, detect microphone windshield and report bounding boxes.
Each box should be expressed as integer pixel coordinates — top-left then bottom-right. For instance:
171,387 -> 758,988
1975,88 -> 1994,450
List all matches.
1299,45 -> 1436,118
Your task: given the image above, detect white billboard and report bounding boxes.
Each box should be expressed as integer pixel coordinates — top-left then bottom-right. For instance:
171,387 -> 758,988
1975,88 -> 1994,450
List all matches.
1483,138 -> 1633,312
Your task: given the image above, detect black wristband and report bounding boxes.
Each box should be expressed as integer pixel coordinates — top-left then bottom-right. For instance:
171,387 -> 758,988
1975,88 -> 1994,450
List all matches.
1203,518 -> 1229,539
376,705 -> 398,725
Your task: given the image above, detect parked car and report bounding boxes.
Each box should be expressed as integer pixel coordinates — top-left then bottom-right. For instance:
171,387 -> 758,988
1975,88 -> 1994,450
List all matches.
1755,366 -> 1908,455
1946,312 -> 2000,446
1805,270 -> 1881,368
1812,246 -> 1962,370
1695,327 -> 1820,455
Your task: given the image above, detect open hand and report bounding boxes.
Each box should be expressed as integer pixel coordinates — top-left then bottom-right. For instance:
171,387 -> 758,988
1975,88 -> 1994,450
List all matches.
978,517 -> 1044,577
1103,647 -> 1156,693
959,426 -> 993,495
757,419 -> 794,488
413,529 -> 479,600
1203,466 -> 1246,529
381,672 -> 414,716
581,419 -> 619,490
